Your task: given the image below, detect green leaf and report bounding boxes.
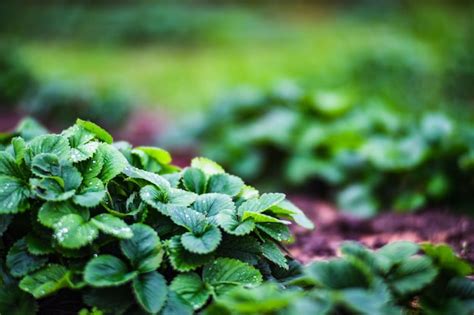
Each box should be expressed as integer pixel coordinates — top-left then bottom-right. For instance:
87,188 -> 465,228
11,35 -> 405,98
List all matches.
181,225 -> 222,254
242,211 -> 284,224
7,238 -> 48,277
170,273 -> 211,309
421,243 -> 472,276
183,167 -> 207,194
26,134 -> 71,163
169,207 -> 207,234
192,193 -> 234,224
388,256 -> 438,295
84,255 -> 137,287
0,284 -> 38,315
77,119 -> 113,144
12,137 -> 27,164
161,291 -> 193,315
167,236 -> 214,272
77,150 -> 104,181
31,153 -> 61,177
261,240 -> 288,269
376,241 -> 420,266
0,175 -> 30,214
216,235 -> 261,265
120,223 -> 163,273
123,165 -> 171,189
191,157 -> 225,176
19,264 -> 71,298
207,173 -> 244,196
305,259 -> 370,289
25,233 -> 54,255
73,178 -> 106,207
238,193 -> 285,215
63,124 -> 100,162
217,207 -> 255,236
133,271 -> 168,313
97,144 -> 128,183
83,286 -> 133,314
256,223 -> 291,242
0,151 -> 25,178
203,258 -> 262,295
38,201 -> 89,228
135,146 -> 172,164
270,200 -> 314,229
53,214 -> 99,249
91,214 -> 133,239
141,186 -> 196,216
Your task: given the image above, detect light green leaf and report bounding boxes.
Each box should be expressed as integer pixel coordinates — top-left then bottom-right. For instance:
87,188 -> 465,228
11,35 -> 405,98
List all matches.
19,264 -> 71,298
62,124 -> 99,162
91,214 -> 133,239
133,271 -> 168,313
77,149 -> 104,181
123,165 -> 171,189
166,236 -> 213,272
422,243 -> 472,276
7,238 -> 48,277
241,211 -> 285,224
181,225 -> 222,254
168,188 -> 197,206
76,119 -> 114,144
170,273 -> 210,310
377,241 -> 420,266
135,146 -> 172,165
73,178 -> 106,207
53,214 -> 99,249
97,144 -> 128,183
207,173 -> 244,196
183,167 -> 207,194
0,176 -> 29,214
84,255 -> 137,287
261,240 -> 288,269
191,157 -> 225,176
12,137 -> 27,164
38,201 -> 89,228
203,258 -> 262,295
270,200 -> 314,229
192,193 -> 234,224
120,224 -> 163,273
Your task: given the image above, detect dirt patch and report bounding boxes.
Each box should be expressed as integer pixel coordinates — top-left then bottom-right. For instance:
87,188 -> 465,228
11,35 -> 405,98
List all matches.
289,196 -> 474,264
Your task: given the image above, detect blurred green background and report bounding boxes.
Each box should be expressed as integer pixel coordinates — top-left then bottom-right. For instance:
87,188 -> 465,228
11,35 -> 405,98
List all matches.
1,0 -> 473,215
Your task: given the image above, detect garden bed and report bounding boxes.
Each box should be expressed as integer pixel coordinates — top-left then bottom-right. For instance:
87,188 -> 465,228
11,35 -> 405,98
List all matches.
290,196 -> 474,264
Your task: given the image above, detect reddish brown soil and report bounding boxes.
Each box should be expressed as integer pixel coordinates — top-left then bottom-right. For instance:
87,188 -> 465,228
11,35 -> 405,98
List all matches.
289,196 -> 474,264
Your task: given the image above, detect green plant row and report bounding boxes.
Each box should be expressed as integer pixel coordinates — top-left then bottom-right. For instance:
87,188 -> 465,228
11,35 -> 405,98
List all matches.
0,118 -> 313,314
206,241 -> 474,315
168,82 -> 474,216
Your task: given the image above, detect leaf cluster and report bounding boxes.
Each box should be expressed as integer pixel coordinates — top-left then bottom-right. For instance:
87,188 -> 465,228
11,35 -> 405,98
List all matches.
0,118 -> 313,314
207,241 -> 474,315
166,82 -> 474,216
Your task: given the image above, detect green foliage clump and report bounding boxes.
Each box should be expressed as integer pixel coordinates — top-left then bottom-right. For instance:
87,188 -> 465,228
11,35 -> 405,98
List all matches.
0,118 -> 313,314
0,45 -> 36,105
168,82 -> 474,216
207,241 -> 474,315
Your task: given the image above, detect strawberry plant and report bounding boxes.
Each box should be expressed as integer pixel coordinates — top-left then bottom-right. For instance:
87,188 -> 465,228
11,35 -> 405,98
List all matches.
163,82 -> 474,216
207,241 -> 474,315
0,118 -> 313,314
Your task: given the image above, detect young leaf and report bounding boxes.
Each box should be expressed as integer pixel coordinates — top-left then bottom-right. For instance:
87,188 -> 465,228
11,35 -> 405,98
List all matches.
76,119 -> 113,144
53,214 -> 99,249
84,255 -> 137,287
0,151 -> 25,178
0,175 -> 29,214
238,193 -> 286,215
19,264 -> 71,298
73,178 -> 106,207
26,134 -> 71,163
132,271 -> 168,313
120,224 -> 163,273
6,238 -> 48,277
216,208 -> 255,236
192,193 -> 234,224
134,146 -> 172,165
170,273 -> 211,309
203,258 -> 263,295
91,214 -> 133,239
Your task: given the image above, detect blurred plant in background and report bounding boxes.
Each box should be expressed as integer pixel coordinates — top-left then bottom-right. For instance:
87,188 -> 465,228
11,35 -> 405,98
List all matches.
161,81 -> 474,216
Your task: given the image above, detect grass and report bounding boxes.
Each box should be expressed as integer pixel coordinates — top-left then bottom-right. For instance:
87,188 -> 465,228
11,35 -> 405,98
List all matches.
15,15 -> 440,117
